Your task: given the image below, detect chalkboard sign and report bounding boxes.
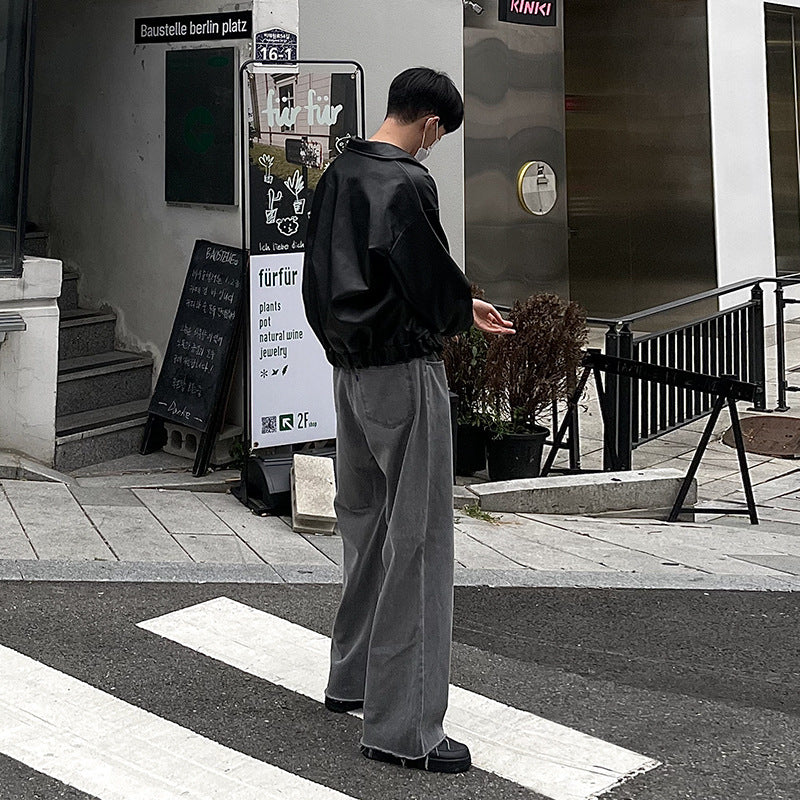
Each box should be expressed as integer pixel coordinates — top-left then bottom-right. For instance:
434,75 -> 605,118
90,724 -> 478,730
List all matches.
142,240 -> 245,474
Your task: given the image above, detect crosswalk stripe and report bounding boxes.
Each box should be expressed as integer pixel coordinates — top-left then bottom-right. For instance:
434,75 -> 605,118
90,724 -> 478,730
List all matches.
0,642 -> 355,800
138,597 -> 660,800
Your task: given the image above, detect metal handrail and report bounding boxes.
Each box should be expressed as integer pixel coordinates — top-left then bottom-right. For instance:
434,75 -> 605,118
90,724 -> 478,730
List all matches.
586,271 -> 800,325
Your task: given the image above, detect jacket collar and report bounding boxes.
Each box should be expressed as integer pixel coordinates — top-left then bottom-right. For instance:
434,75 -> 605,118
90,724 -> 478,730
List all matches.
346,138 -> 426,168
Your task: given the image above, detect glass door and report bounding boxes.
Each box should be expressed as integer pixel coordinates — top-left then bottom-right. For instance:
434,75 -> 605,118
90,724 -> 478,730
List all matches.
766,6 -> 800,275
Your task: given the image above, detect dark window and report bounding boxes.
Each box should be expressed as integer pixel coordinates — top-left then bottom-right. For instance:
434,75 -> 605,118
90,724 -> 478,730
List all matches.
0,0 -> 34,276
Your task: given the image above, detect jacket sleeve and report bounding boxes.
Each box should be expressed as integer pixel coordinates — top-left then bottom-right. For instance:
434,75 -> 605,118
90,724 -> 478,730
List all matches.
386,171 -> 473,336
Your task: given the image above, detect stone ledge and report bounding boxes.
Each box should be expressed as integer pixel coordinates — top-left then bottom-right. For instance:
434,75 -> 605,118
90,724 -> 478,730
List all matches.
467,468 -> 696,517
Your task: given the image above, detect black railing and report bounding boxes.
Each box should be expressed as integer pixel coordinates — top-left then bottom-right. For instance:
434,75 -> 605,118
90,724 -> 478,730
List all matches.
587,274 -> 800,470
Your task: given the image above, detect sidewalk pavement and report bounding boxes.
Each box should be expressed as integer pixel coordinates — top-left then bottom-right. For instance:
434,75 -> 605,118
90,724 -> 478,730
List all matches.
1,466 -> 800,590
1,324 -> 800,590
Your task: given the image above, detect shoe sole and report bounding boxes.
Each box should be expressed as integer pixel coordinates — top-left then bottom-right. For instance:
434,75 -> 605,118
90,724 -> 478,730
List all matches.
361,746 -> 471,774
324,697 -> 364,713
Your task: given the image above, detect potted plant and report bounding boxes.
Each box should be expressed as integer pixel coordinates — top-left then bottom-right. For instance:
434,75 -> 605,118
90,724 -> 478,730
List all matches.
443,322 -> 491,476
483,293 -> 587,481
443,284 -> 494,476
286,169 -> 306,214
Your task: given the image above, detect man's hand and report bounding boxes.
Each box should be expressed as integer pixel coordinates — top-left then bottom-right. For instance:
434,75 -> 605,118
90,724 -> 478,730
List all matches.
472,299 -> 515,335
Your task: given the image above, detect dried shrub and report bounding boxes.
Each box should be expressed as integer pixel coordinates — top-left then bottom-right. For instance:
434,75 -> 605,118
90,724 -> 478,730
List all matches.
484,293 -> 588,433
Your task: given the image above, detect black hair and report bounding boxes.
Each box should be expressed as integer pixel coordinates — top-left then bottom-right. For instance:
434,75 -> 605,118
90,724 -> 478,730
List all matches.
385,67 -> 464,134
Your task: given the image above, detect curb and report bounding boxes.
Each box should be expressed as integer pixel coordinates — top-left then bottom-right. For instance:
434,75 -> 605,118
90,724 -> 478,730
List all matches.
0,560 -> 798,590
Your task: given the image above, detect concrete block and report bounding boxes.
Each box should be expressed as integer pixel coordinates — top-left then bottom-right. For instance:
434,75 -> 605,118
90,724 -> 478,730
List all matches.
454,484 -> 479,509
467,468 -> 696,516
291,454 -> 336,534
162,423 -> 242,468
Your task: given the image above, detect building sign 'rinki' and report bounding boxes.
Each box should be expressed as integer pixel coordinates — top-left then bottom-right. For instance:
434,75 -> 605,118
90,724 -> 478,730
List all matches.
499,0 -> 557,27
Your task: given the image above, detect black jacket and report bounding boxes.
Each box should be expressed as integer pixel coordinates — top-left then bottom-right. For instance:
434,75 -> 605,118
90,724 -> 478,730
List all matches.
302,138 -> 473,369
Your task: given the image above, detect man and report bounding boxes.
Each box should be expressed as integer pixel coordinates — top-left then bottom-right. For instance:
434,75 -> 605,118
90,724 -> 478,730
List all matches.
302,67 -> 514,774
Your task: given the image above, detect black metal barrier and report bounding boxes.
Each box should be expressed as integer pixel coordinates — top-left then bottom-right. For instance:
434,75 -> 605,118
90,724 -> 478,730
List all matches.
544,350 -> 760,524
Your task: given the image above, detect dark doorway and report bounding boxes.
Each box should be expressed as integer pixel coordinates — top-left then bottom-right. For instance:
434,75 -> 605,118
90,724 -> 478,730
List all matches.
0,0 -> 34,276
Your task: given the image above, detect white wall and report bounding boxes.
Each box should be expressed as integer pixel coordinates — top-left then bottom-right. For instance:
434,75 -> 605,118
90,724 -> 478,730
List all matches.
707,0 -> 800,306
28,0 -> 251,369
0,258 -> 61,464
298,0 -> 466,266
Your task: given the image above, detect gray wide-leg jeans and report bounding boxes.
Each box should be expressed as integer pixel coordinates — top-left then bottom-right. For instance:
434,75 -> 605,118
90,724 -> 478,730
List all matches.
326,355 -> 454,759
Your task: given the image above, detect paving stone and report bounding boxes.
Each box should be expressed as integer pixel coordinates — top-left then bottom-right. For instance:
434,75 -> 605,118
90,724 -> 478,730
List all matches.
560,525 -> 794,577
172,534 -> 265,564
299,533 -> 343,566
456,516 -> 615,572
767,494 -> 800,511
82,506 -> 191,563
2,480 -> 113,561
454,529 -> 526,570
69,488 -> 143,507
195,493 -> 334,565
133,489 -> 233,534
701,515 -> 800,537
728,554 -> 800,575
0,490 -> 36,559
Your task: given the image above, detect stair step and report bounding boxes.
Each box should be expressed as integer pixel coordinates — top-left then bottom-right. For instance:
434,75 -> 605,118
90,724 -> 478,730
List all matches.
56,398 -> 149,439
55,421 -> 148,473
59,310 -> 116,359
58,273 -> 79,312
57,351 -> 153,416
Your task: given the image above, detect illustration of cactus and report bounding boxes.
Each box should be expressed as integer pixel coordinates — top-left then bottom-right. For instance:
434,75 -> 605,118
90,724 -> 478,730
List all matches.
258,153 -> 274,183
285,170 -> 306,214
265,188 -> 282,224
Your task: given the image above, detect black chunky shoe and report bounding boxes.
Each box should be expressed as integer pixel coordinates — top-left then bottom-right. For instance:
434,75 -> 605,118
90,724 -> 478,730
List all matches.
324,695 -> 364,713
361,737 -> 471,773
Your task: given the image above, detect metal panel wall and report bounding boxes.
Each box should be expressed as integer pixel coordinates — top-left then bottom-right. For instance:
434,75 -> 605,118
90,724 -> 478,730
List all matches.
564,0 -> 717,319
463,1 -> 568,304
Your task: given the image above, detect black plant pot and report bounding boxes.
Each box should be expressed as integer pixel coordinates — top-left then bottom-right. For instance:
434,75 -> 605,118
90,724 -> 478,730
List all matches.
486,426 -> 549,482
455,424 -> 487,477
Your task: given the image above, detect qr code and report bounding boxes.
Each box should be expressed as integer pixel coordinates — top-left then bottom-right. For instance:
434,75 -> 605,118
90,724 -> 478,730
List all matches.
261,415 -> 277,435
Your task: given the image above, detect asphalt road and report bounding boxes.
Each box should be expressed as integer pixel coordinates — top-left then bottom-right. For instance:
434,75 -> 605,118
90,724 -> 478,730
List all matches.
0,583 -> 797,800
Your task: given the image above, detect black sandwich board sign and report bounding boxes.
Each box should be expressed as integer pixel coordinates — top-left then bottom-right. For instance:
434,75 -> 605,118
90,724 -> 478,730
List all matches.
141,240 -> 246,475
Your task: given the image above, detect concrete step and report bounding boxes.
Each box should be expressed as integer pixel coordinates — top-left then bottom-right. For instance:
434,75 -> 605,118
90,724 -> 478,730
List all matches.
57,272 -> 79,313
55,399 -> 149,473
57,350 -> 153,416
59,309 -> 116,359
466,468 -> 697,519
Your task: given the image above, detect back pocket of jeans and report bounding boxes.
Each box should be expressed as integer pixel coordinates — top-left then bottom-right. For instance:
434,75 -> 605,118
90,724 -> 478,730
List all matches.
357,363 -> 414,427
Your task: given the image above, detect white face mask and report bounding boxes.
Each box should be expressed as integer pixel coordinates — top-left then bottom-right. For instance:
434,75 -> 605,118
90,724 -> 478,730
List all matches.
415,119 -> 439,163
